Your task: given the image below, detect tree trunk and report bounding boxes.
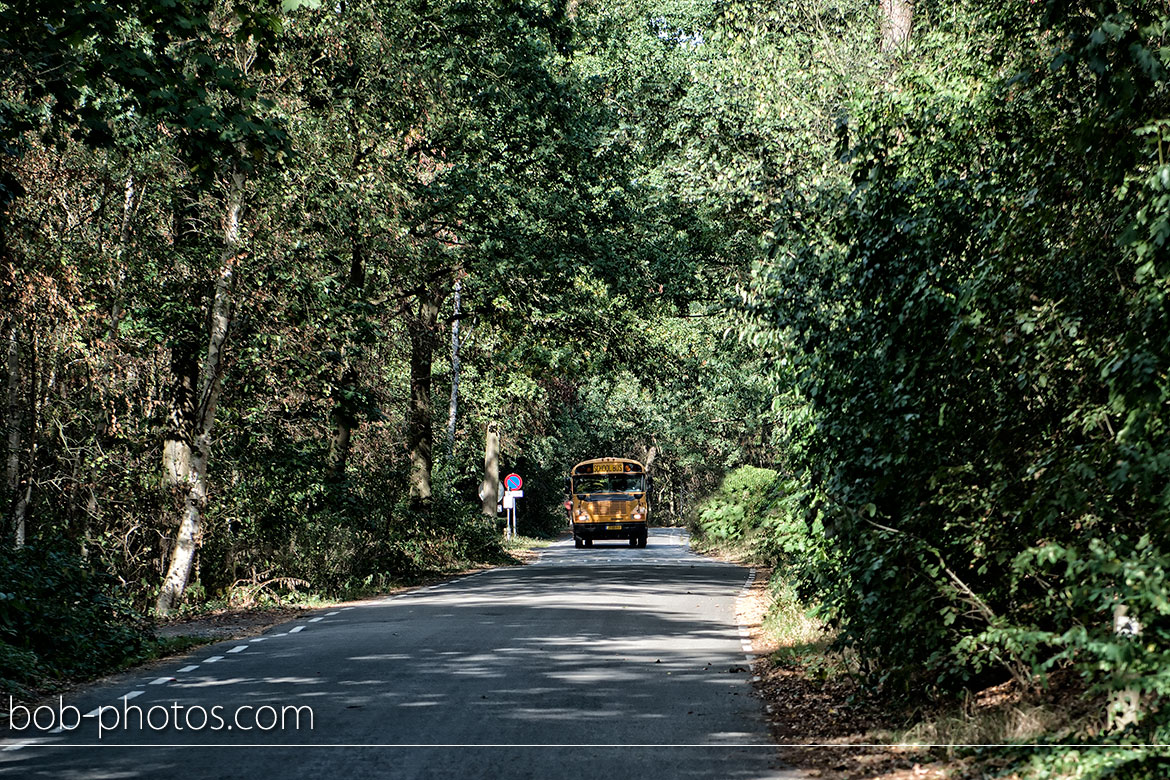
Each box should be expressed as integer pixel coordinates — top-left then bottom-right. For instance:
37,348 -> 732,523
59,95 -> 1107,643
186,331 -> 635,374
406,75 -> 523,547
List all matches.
326,420 -> 352,480
480,422 -> 499,517
156,170 -> 244,616
325,243 -> 366,482
879,0 -> 913,52
107,173 -> 140,338
83,172 -> 141,555
445,280 -> 462,461
640,443 -> 659,471
326,366 -> 357,481
1108,604 -> 1143,731
406,289 -> 442,506
5,328 -> 24,546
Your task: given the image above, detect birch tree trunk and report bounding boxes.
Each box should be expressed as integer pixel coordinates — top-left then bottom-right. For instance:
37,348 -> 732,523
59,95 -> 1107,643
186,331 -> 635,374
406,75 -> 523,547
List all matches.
156,169 -> 244,615
1108,604 -> 1143,731
879,0 -> 913,52
640,443 -> 658,471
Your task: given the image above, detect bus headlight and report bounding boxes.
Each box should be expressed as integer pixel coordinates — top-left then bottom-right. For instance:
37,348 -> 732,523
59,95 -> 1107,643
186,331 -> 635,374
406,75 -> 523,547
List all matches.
632,510 -> 644,521
576,510 -> 590,522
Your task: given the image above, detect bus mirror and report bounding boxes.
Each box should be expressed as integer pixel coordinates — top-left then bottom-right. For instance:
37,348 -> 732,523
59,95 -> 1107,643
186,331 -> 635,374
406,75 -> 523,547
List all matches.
646,476 -> 653,493
564,476 -> 571,493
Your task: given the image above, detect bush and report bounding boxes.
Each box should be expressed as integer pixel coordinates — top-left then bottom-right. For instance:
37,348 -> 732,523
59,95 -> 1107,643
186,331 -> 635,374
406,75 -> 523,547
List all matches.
739,0 -> 1170,723
695,465 -> 782,544
0,543 -> 150,693
236,489 -> 506,599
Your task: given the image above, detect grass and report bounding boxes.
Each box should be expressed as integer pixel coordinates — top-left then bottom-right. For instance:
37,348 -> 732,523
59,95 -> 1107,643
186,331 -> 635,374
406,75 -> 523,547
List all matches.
125,635 -> 216,668
756,574 -> 857,684
503,534 -> 553,551
762,579 -> 830,650
687,532 -> 768,565
895,673 -> 1106,755
900,701 -> 1074,751
686,516 -> 801,571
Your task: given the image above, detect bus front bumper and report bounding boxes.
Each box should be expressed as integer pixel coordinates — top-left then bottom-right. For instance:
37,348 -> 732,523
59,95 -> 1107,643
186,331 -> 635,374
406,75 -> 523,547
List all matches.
573,522 -> 647,541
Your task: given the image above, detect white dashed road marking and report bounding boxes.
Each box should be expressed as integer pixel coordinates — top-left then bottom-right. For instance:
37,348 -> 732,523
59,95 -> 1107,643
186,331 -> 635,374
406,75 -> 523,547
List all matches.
735,568 -> 759,677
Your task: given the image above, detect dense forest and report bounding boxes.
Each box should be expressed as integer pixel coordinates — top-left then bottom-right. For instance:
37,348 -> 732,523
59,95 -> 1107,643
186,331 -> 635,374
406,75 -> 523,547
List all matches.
3,0 -> 1169,775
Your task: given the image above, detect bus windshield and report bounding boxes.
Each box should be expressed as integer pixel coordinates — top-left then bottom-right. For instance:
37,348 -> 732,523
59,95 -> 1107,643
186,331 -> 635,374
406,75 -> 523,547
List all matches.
574,473 -> 645,495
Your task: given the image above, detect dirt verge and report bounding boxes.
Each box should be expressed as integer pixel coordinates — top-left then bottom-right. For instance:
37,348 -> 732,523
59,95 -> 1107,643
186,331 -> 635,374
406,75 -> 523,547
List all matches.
734,565 -> 1100,780
736,567 -> 950,780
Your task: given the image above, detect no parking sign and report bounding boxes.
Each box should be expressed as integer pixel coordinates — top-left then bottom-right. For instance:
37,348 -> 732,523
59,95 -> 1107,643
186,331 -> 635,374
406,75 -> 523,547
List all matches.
503,473 -> 523,539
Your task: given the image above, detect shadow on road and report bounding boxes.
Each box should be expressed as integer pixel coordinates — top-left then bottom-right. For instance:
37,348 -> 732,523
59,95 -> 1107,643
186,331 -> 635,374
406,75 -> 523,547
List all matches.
1,535 -> 800,779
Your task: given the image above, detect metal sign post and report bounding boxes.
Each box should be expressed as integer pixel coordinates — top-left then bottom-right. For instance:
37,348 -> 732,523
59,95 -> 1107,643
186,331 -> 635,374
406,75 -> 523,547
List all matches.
503,489 -> 523,538
503,474 -> 523,539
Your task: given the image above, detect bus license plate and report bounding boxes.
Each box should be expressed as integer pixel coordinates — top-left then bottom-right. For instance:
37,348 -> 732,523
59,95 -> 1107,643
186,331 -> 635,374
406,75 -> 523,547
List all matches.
606,524 -> 622,530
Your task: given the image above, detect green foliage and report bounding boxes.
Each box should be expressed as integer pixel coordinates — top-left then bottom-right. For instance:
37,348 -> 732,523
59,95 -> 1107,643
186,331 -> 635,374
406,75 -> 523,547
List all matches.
3,0 -> 779,624
1013,747 -> 1170,780
195,419 -> 504,597
696,465 -> 782,542
0,543 -> 150,693
693,465 -> 822,567
730,0 -> 1170,752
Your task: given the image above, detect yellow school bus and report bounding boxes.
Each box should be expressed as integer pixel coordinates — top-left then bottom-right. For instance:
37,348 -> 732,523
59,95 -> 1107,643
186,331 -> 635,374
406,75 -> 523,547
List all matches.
566,458 -> 650,548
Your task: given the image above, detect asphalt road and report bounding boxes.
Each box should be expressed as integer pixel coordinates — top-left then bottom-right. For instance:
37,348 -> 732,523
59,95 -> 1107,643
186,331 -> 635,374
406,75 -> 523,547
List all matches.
1,528 -> 802,779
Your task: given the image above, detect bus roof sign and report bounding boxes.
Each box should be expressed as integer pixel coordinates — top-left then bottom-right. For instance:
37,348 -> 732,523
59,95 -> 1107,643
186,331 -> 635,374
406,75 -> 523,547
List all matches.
572,460 -> 643,475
